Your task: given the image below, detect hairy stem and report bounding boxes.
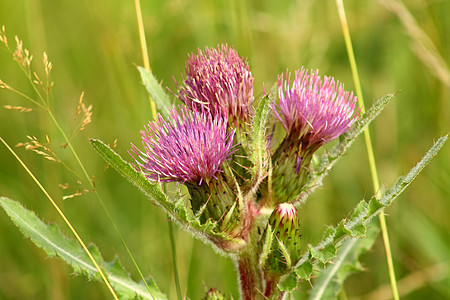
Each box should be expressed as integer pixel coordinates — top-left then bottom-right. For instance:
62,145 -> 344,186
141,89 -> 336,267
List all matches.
237,249 -> 263,300
263,275 -> 280,299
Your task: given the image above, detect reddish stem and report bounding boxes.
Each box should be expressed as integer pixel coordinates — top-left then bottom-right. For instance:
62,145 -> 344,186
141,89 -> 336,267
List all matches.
238,254 -> 263,300
263,275 -> 278,298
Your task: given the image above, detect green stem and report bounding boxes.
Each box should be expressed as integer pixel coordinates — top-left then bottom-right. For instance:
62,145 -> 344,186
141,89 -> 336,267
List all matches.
334,1 -> 399,300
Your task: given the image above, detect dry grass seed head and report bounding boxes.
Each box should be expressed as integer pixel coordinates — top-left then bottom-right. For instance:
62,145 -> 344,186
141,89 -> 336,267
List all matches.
75,92 -> 92,132
13,36 -> 33,71
62,179 -> 92,200
16,135 -> 60,162
59,183 -> 70,190
4,105 -> 32,112
0,25 -> 8,47
43,52 -> 52,77
33,72 -> 43,87
62,192 -> 84,200
0,79 -> 11,90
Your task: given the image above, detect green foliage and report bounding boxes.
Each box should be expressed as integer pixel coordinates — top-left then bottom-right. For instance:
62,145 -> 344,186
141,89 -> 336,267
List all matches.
248,95 -> 271,192
295,93 -> 395,206
310,224 -> 379,300
280,135 -> 448,291
89,138 -> 243,253
1,1 -> 449,298
0,197 -> 167,300
138,66 -> 173,119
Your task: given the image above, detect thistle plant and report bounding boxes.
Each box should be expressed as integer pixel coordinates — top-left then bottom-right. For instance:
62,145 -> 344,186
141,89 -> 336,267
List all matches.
118,45 -> 444,299
0,33 -> 447,300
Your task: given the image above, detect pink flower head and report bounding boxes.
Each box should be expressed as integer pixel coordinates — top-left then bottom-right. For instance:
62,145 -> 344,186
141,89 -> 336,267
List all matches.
269,203 -> 299,233
131,106 -> 235,185
177,45 -> 254,124
273,68 -> 358,148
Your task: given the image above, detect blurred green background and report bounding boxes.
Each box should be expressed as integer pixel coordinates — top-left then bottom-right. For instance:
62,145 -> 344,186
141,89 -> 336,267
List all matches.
0,0 -> 449,299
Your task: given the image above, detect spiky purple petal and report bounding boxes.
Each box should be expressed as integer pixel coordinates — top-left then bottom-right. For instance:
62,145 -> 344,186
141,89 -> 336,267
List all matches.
131,106 -> 235,185
273,68 -> 358,148
177,45 -> 254,123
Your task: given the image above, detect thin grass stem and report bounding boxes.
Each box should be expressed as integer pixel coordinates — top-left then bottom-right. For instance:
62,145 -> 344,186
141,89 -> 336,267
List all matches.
0,83 -> 46,109
334,1 -> 400,300
134,0 -> 156,119
4,36 -> 157,297
0,137 -> 119,300
133,3 -> 182,298
48,109 -> 157,298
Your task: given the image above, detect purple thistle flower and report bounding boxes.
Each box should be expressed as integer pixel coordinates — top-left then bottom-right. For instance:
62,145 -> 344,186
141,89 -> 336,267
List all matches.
131,106 -> 235,185
264,68 -> 358,206
177,45 -> 254,124
273,68 -> 358,149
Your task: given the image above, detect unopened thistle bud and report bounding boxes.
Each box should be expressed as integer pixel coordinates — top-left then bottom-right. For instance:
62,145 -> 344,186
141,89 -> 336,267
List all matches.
203,288 -> 225,300
269,68 -> 358,204
177,44 -> 254,127
261,203 -> 301,277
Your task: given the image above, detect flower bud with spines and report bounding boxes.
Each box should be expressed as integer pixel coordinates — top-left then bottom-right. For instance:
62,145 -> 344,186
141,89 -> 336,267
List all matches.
262,203 -> 301,277
203,288 -> 225,300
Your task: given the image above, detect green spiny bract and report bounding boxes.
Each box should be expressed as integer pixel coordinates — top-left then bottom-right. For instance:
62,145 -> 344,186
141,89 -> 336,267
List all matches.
261,203 -> 301,277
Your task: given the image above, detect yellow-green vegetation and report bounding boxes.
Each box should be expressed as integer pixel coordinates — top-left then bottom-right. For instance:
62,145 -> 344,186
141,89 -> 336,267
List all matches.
0,1 -> 448,299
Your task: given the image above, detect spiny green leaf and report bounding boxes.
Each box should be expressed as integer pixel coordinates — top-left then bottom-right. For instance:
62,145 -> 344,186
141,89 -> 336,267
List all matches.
0,197 -> 167,300
259,224 -> 273,268
334,222 -> 351,241
295,93 -> 395,206
138,66 -> 172,118
248,95 -> 270,191
294,261 -> 313,280
278,272 -> 298,292
366,197 -> 384,218
90,139 -> 169,207
345,201 -> 368,237
309,224 -> 379,300
378,136 -> 448,206
309,244 -> 337,264
282,136 -> 447,289
90,139 -> 241,253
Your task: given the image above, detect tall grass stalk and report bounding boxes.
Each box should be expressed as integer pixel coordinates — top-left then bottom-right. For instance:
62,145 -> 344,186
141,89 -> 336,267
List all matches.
134,0 -> 156,118
0,137 -> 119,300
0,31 -> 157,298
134,2 -> 182,298
335,1 -> 400,299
